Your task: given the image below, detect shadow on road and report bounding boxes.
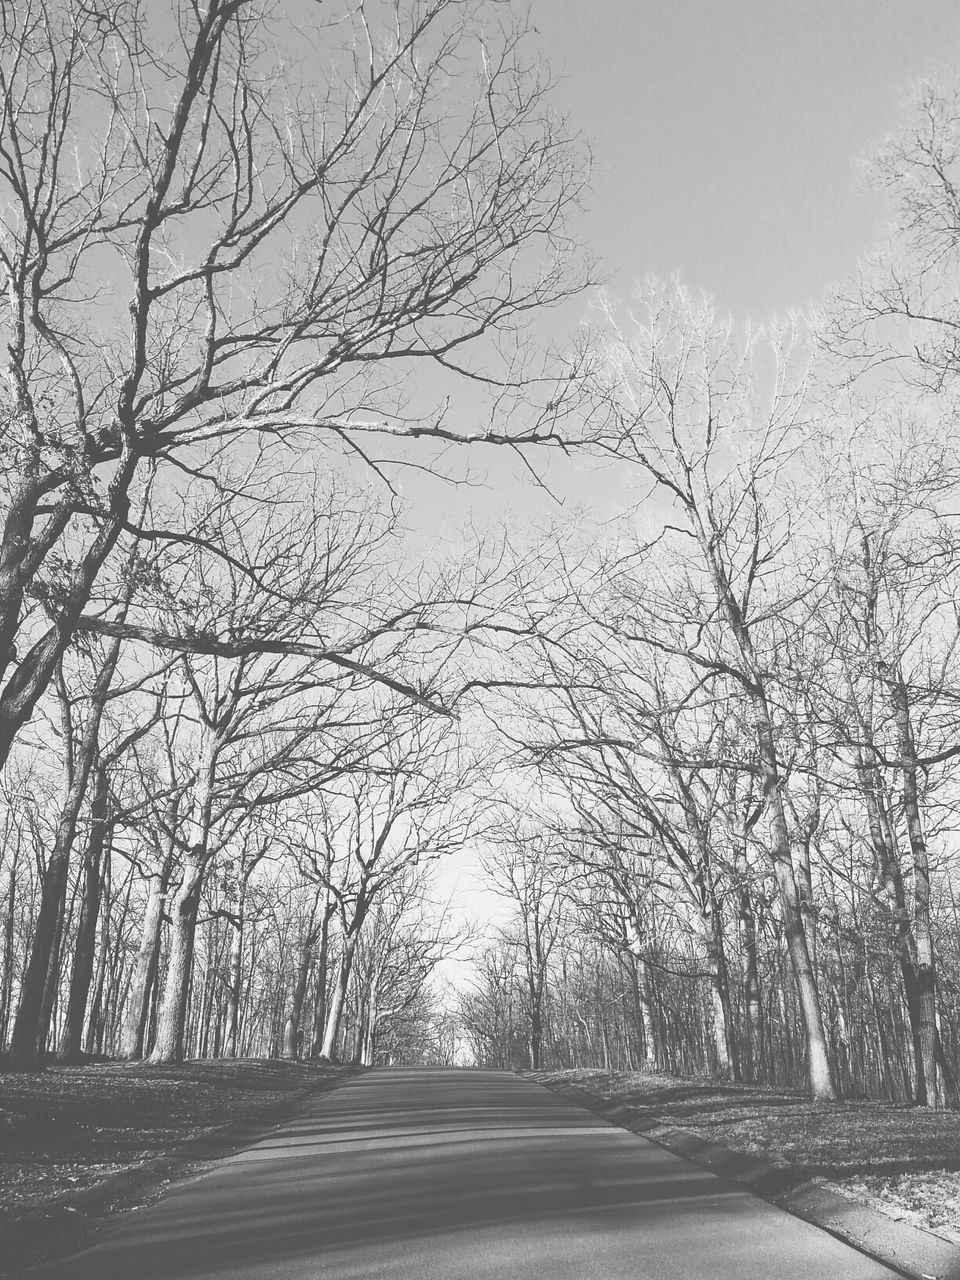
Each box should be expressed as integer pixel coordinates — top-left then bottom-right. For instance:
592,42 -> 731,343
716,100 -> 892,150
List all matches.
35,1068 -> 897,1280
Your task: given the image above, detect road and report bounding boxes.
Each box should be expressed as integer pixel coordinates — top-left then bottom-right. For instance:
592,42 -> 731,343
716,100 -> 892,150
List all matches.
36,1067 -> 900,1279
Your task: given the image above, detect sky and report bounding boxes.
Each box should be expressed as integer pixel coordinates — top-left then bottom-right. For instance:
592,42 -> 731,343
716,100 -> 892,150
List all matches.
431,0 -> 960,989
529,0 -> 960,319
400,0 -> 960,545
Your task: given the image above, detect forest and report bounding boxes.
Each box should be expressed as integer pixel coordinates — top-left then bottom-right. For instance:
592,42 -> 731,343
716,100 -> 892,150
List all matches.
2,0 -> 960,1114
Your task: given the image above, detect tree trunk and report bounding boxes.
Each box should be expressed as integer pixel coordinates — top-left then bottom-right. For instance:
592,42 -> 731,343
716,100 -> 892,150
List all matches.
8,637 -> 124,1069
856,739 -> 930,1103
758,723 -> 836,1101
795,831 -> 818,978
320,934 -> 357,1062
225,912 -> 244,1059
0,835 -> 20,1045
891,673 -> 948,1107
309,903 -> 332,1057
676,779 -> 737,1081
148,855 -> 204,1065
528,994 -> 543,1070
9,833 -> 74,1067
635,957 -> 658,1069
84,865 -> 112,1058
699,887 -> 736,1079
58,765 -> 109,1063
283,929 -> 314,1060
119,856 -> 171,1059
361,998 -> 378,1067
700,527 -> 835,1101
739,885 -> 762,1082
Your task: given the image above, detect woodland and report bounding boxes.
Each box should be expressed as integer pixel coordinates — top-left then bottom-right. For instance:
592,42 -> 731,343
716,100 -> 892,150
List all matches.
1,0 -> 960,1119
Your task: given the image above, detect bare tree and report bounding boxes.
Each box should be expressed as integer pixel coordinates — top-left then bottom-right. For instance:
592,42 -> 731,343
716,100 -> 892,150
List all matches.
826,75 -> 960,392
579,281 -> 838,1100
8,568 -> 163,1067
0,0 -> 590,767
290,707 -> 483,1061
484,828 -> 564,1070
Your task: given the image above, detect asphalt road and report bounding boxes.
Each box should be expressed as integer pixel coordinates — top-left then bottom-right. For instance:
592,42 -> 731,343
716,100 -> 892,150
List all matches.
35,1067 -> 901,1279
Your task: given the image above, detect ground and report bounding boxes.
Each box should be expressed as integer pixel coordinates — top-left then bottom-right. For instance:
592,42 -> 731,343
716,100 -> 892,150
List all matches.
532,1068 -> 960,1243
0,1058 -> 346,1223
2,1059 -> 959,1269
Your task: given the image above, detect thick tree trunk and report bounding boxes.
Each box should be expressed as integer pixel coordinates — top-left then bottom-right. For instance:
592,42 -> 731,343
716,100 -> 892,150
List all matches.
856,741 -> 930,1103
147,721 -> 220,1067
320,934 -> 358,1062
351,985 -> 369,1066
677,781 -> 737,1081
195,930 -> 216,1059
8,635 -> 124,1069
760,728 -> 836,1101
9,835 -> 74,1068
58,765 -> 109,1063
84,871 -> 111,1057
309,904 -> 331,1057
283,931 -> 314,1060
698,884 -> 736,1080
528,994 -> 543,1070
891,674 -> 950,1107
37,857 -> 84,1059
634,957 -> 658,1069
795,832 -> 818,977
361,999 -> 378,1067
0,837 -> 19,1044
147,855 -> 204,1065
700,527 -> 835,1101
119,858 -> 170,1059
623,910 -> 658,1069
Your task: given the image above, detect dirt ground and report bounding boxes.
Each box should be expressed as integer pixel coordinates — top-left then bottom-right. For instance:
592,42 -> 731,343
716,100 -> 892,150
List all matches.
0,1058 -> 346,1224
533,1068 -> 960,1242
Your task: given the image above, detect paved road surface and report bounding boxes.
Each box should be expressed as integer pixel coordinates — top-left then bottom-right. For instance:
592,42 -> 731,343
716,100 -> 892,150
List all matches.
36,1068 -> 900,1279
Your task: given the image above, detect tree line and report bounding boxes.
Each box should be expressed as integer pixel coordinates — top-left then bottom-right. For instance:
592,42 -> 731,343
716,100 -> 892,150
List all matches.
3,1 -> 960,1112
461,235 -> 960,1107
0,0 -> 584,1071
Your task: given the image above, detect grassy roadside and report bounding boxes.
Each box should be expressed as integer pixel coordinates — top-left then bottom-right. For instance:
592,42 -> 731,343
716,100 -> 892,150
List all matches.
0,1058 -> 348,1229
530,1068 -> 960,1242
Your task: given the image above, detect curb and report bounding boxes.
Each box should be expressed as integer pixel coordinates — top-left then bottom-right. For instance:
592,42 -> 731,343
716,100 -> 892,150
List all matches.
0,1065 -> 356,1276
531,1076 -> 960,1280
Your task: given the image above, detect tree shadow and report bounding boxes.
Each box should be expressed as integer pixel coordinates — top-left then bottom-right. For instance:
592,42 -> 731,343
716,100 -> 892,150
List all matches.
28,1069 -> 896,1280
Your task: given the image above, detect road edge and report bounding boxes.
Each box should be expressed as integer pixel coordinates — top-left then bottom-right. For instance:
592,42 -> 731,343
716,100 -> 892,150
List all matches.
1,1064 -> 358,1277
528,1073 -> 960,1280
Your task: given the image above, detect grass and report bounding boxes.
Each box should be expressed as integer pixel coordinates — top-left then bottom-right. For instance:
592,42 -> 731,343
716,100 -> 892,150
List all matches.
4,1057 -> 959,1268
0,1057 -> 346,1223
532,1067 -> 960,1241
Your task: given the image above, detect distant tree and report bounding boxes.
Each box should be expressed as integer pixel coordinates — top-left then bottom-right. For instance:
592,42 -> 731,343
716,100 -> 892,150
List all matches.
827,75 -> 960,391
292,708 -> 483,1062
484,829 -> 564,1070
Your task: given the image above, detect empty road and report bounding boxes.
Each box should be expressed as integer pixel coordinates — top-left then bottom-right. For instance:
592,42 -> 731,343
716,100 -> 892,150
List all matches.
36,1068 -> 900,1279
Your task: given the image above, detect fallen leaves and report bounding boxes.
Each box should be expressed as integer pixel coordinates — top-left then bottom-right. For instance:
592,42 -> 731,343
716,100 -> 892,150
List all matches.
535,1068 -> 960,1237
0,1058 -> 343,1220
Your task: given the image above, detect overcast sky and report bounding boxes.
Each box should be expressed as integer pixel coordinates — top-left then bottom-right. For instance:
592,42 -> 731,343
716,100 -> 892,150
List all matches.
529,0 -> 960,317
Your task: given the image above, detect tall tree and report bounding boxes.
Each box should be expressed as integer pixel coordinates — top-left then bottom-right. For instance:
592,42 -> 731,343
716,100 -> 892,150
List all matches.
0,0 -> 590,768
584,282 -> 837,1100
